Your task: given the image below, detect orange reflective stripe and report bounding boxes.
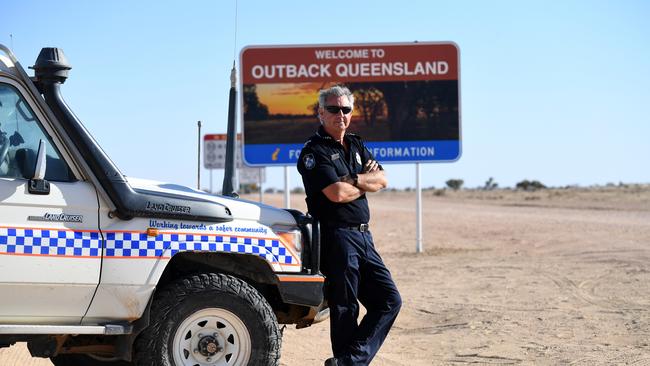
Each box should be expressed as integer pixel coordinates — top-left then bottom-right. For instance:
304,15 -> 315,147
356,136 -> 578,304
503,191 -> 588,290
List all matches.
277,276 -> 325,283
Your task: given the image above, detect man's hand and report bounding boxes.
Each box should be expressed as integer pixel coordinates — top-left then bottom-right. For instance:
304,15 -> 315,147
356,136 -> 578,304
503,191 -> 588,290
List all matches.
363,159 -> 380,173
357,160 -> 387,193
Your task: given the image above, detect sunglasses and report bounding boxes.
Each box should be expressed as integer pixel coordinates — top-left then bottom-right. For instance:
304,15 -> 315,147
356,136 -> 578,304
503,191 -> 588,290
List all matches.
324,106 -> 352,114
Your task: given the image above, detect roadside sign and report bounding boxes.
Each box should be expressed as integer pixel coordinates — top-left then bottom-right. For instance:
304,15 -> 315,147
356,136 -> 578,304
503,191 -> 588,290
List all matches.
203,134 -> 265,184
203,134 -> 242,169
239,168 -> 266,185
240,42 -> 461,166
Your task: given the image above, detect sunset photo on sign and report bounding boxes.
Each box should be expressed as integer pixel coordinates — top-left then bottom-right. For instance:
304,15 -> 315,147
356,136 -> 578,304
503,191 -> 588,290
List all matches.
244,80 -> 459,144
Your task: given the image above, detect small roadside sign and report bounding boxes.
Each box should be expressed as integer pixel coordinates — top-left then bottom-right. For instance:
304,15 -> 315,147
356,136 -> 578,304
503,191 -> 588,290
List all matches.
239,168 -> 266,185
203,134 -> 242,169
203,134 -> 265,185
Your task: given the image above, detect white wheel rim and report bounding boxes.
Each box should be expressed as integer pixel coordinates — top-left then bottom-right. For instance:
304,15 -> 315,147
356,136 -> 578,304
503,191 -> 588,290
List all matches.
172,308 -> 251,366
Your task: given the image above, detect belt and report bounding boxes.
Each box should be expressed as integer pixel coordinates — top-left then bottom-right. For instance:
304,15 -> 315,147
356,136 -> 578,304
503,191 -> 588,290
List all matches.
323,223 -> 370,232
348,223 -> 370,232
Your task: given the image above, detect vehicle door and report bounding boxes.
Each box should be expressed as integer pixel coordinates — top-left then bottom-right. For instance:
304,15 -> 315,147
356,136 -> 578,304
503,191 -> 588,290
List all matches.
0,79 -> 101,324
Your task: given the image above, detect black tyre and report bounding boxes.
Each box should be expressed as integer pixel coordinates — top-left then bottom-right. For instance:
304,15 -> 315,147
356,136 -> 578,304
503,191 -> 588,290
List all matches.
50,354 -> 133,366
134,273 -> 281,366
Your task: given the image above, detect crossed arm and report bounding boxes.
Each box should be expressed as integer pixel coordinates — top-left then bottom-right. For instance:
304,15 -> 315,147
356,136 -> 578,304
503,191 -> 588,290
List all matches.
322,160 -> 387,203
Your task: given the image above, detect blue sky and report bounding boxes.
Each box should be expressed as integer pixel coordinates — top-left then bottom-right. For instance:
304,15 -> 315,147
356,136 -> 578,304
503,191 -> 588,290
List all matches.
2,0 -> 649,191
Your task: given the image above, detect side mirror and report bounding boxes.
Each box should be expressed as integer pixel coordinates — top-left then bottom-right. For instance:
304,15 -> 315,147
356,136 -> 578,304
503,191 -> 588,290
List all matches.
28,139 -> 50,195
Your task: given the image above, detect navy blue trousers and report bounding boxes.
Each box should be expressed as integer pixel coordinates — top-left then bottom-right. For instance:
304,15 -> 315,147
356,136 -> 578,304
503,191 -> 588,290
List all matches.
321,227 -> 402,366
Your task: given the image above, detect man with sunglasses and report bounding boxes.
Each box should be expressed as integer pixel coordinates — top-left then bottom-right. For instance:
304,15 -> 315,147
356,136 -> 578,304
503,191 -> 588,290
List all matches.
297,85 -> 402,366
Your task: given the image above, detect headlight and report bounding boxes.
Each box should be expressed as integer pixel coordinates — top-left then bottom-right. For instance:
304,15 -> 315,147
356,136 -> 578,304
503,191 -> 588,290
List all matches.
272,227 -> 302,260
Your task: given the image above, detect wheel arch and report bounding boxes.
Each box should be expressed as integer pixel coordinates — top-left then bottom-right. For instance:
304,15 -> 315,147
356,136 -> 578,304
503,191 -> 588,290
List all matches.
157,251 -> 278,288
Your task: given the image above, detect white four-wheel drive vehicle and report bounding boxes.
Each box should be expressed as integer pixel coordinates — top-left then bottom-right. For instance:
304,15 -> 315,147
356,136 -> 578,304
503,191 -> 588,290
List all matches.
0,45 -> 326,366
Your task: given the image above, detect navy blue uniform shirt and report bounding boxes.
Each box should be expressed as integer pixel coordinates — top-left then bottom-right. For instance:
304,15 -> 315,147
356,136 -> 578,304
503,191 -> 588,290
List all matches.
297,126 -> 381,226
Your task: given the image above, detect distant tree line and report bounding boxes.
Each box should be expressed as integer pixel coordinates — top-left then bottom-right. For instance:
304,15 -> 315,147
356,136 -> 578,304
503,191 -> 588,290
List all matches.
439,178 -> 547,191
230,178 -> 556,195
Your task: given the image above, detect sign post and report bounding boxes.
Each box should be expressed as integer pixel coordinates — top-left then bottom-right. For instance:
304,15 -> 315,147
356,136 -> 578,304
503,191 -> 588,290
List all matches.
240,42 -> 461,251
416,163 -> 423,253
197,121 -> 202,190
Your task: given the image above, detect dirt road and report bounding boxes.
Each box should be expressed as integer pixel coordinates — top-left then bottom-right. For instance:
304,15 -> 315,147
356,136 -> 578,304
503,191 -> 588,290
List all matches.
2,187 -> 649,365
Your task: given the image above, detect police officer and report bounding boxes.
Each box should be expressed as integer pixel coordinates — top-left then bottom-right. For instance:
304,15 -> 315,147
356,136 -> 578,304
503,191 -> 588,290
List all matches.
297,86 -> 402,366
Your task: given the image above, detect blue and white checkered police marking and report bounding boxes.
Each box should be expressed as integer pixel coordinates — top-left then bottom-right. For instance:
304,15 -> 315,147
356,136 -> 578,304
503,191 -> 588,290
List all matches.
0,227 -> 101,256
105,231 -> 296,264
0,227 -> 297,265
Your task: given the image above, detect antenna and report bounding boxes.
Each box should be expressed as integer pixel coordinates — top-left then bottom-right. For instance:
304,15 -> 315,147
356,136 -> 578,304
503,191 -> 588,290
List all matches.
233,0 -> 238,61
222,0 -> 240,197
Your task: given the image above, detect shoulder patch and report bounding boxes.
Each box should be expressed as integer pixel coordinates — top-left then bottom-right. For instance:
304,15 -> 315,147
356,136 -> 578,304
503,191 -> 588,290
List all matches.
303,153 -> 316,170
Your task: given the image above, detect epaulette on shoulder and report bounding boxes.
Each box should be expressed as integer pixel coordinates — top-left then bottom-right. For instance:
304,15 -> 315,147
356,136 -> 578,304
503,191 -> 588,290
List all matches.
347,134 -> 365,148
302,134 -> 321,148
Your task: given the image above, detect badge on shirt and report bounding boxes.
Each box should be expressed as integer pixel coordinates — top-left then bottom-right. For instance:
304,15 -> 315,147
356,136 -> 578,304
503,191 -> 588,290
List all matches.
331,153 -> 340,160
303,153 -> 315,170
355,152 -> 362,165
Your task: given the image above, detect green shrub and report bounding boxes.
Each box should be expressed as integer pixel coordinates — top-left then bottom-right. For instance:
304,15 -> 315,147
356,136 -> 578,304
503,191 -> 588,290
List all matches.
516,180 -> 546,191
445,179 -> 464,190
484,177 -> 498,190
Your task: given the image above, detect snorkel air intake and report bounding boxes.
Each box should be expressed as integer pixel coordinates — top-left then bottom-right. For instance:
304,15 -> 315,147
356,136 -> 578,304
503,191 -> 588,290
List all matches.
31,47 -> 232,223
